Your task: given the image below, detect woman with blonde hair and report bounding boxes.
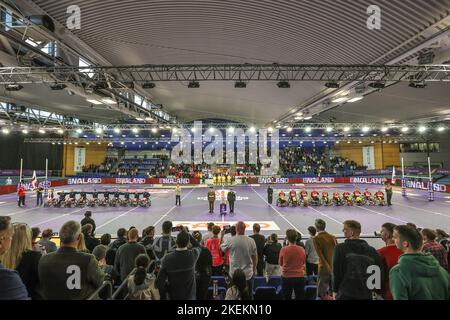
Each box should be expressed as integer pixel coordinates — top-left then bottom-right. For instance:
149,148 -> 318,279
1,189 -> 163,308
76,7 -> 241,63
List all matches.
2,223 -> 41,299
77,232 -> 90,253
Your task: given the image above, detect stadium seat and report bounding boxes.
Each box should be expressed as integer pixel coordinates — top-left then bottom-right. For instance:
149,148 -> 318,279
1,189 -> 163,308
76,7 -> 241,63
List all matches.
210,276 -> 227,288
267,276 -> 282,294
207,286 -> 227,300
304,285 -> 318,300
253,276 -> 268,292
307,275 -> 318,285
254,286 -> 278,300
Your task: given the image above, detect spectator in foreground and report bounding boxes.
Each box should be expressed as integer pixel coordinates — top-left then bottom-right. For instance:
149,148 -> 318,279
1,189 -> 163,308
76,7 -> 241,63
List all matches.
114,228 -> 146,282
390,225 -> 449,300
100,233 -> 111,247
225,268 -> 251,300
38,220 -> 104,300
152,221 -> 176,260
37,229 -> 57,253
0,217 -> 30,300
109,228 -> 128,251
305,226 -> 319,276
312,219 -> 337,299
279,229 -> 306,300
31,227 -> 45,255
156,229 -> 201,300
205,225 -> 224,276
2,223 -> 42,300
92,245 -> 115,281
377,223 -> 402,300
127,254 -> 160,300
202,222 -> 215,245
192,231 -> 212,300
249,223 -> 266,276
421,228 -> 448,271
82,224 -> 100,253
435,229 -> 449,249
263,233 -> 282,276
332,220 -> 382,300
220,221 -> 257,296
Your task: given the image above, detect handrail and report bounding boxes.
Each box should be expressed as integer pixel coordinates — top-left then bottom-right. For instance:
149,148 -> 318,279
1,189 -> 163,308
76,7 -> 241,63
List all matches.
111,260 -> 157,300
87,280 -> 113,300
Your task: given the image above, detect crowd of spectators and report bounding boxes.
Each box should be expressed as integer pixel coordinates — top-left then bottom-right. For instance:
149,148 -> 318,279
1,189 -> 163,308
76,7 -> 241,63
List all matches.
0,213 -> 448,300
280,147 -> 361,175
82,158 -> 116,174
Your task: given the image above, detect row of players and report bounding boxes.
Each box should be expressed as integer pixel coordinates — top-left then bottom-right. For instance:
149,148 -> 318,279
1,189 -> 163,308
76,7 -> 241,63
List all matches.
44,189 -> 152,208
276,189 -> 386,207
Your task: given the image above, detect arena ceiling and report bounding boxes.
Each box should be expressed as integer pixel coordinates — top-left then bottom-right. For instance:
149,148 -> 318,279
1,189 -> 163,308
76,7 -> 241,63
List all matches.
2,0 -> 450,126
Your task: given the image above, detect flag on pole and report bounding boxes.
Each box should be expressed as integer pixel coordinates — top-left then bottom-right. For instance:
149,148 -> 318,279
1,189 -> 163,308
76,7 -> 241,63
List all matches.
391,166 -> 397,185
30,170 -> 37,190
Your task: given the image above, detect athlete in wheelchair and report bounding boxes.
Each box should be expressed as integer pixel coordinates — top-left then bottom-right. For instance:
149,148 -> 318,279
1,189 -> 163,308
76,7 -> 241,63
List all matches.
310,190 -> 321,206
45,189 -> 57,207
76,191 -> 88,207
299,190 -> 309,206
363,189 -> 375,205
139,189 -> 151,207
321,191 -> 332,206
131,190 -> 140,207
288,190 -> 299,207
342,191 -> 353,206
121,189 -> 131,206
333,192 -> 343,206
353,189 -> 364,206
65,189 -> 77,208
375,190 -> 386,205
99,190 -> 110,207
276,191 -> 288,207
110,189 -> 121,207
88,189 -> 99,207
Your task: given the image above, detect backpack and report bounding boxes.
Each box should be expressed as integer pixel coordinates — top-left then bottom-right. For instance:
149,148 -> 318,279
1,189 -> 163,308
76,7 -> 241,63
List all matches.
343,252 -> 376,297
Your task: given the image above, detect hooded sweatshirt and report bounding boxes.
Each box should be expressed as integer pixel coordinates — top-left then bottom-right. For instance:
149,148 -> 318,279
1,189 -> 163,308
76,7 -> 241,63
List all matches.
389,252 -> 449,300
332,239 -> 382,300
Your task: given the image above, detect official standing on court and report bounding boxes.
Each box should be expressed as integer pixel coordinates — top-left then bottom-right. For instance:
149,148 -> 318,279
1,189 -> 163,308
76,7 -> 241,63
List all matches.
267,185 -> 273,205
17,182 -> 26,207
207,187 -> 215,213
227,188 -> 236,213
175,184 -> 181,206
36,184 -> 44,207
385,182 -> 393,206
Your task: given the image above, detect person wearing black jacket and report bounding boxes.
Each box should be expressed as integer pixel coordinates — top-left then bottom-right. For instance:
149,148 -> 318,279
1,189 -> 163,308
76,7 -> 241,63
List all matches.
332,220 -> 383,300
263,233 -> 282,276
81,223 -> 100,253
156,228 -> 201,300
267,185 -> 273,205
109,228 -> 128,251
227,188 -> 236,213
192,231 -> 213,300
81,211 -> 96,234
249,223 -> 266,276
36,185 -> 44,207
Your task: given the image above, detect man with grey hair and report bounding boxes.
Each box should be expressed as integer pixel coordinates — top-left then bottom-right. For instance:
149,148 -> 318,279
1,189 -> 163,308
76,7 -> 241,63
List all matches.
220,221 -> 257,297
38,220 -> 105,299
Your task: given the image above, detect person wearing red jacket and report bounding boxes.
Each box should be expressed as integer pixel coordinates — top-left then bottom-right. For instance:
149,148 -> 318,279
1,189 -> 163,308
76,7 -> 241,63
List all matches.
17,182 -> 26,207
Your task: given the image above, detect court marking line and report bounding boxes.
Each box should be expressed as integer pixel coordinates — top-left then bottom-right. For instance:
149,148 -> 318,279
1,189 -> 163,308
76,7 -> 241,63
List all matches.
7,207 -> 39,216
151,188 -> 196,228
251,186 -> 304,236
391,202 -> 450,219
306,206 -> 344,226
33,208 -> 86,226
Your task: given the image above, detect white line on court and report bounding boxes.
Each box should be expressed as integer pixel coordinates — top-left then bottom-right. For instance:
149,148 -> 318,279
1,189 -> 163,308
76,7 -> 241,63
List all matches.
7,207 -> 38,216
33,208 -> 86,226
251,186 -> 305,235
151,188 -> 196,228
391,202 -> 450,219
307,206 -> 343,225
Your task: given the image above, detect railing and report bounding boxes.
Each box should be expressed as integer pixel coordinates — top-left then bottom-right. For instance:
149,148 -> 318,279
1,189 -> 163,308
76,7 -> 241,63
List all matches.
87,280 -> 113,300
111,260 -> 156,300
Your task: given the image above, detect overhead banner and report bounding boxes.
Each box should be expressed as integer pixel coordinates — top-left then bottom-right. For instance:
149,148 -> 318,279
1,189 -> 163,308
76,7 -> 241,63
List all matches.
74,147 -> 86,173
362,146 -> 375,170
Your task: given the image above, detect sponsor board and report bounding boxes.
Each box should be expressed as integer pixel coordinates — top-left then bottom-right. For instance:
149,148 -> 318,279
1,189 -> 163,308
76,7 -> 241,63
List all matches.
303,177 -> 335,184
171,221 -> 280,231
115,178 -> 146,184
158,178 -> 193,185
404,181 -> 447,192
350,177 -> 385,185
22,180 -> 52,191
257,177 -> 289,184
67,178 -> 103,185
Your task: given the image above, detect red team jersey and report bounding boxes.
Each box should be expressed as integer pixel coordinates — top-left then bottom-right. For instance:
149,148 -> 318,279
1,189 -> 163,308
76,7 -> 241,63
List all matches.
311,191 -> 319,198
